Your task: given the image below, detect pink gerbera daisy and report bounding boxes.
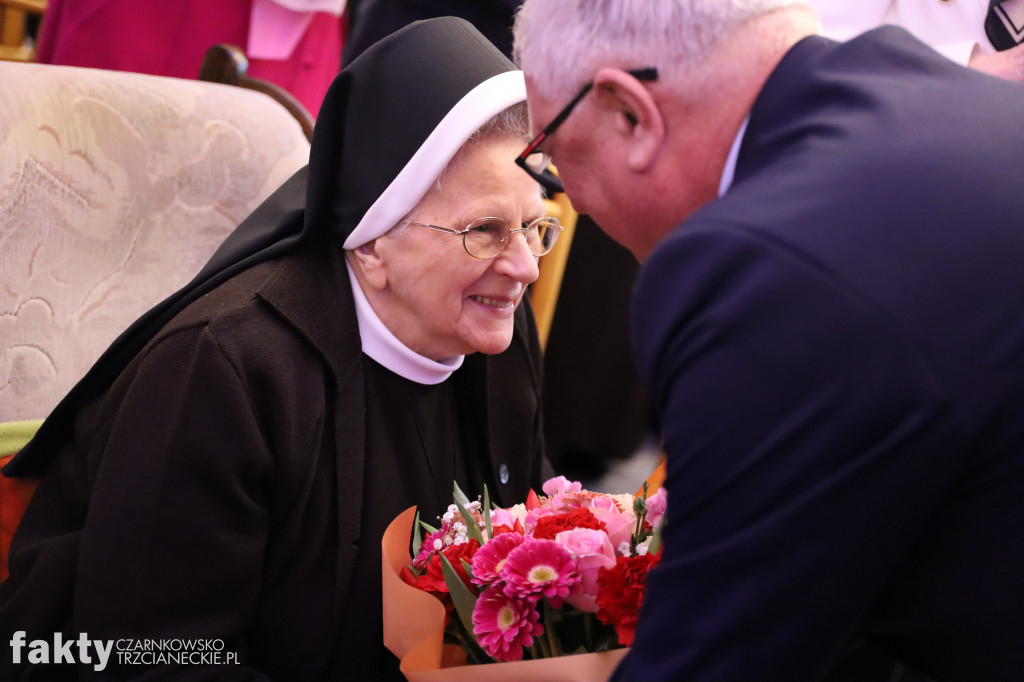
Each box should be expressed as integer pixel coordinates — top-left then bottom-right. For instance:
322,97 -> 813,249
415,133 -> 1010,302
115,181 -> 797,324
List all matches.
500,538 -> 581,607
471,532 -> 526,587
472,587 -> 544,662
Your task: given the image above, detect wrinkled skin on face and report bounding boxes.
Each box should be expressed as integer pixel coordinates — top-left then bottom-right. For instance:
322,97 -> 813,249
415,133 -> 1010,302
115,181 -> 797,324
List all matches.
353,137 -> 546,360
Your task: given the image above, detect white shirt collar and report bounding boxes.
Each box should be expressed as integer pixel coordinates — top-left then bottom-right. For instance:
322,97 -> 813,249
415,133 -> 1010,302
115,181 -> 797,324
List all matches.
345,260 -> 464,385
718,116 -> 750,197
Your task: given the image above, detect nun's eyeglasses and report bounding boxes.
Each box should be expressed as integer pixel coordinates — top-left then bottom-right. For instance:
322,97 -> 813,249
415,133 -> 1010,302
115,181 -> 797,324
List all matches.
410,216 -> 563,259
515,67 -> 659,195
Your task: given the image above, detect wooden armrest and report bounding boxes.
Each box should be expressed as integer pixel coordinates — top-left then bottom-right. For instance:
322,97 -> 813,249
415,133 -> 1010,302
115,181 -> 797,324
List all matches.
1,0 -> 45,61
199,43 -> 315,142
0,44 -> 32,60
198,43 -> 248,85
3,0 -> 46,13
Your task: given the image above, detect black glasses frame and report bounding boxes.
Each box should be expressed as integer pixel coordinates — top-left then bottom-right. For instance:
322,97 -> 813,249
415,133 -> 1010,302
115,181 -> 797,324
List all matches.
515,67 -> 658,195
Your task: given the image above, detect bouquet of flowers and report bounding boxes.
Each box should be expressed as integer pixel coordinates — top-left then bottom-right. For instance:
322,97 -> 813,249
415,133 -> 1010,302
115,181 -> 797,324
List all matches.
382,475 -> 665,680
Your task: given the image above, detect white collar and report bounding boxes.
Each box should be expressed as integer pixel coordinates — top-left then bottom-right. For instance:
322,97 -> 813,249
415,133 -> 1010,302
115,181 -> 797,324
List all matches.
345,260 -> 464,385
718,116 -> 750,197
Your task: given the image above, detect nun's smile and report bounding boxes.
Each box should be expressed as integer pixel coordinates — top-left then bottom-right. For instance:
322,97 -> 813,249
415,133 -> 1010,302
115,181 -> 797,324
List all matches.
351,138 -> 544,361
468,294 -> 519,311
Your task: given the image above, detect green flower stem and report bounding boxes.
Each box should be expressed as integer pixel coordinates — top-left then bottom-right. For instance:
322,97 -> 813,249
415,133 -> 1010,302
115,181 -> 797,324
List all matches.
631,482 -> 650,554
537,632 -> 552,659
452,613 -> 489,665
544,601 -> 562,658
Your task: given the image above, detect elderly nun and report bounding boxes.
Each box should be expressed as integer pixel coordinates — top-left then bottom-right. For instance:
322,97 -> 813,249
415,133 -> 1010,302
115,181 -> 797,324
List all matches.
1,17 -> 558,681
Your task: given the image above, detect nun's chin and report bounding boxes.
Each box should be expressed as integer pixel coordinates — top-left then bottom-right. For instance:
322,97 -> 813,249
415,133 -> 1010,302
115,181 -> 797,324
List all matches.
458,321 -> 516,356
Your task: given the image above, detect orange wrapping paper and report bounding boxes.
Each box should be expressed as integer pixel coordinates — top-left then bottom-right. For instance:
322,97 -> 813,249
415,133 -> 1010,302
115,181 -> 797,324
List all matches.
382,507 -> 629,682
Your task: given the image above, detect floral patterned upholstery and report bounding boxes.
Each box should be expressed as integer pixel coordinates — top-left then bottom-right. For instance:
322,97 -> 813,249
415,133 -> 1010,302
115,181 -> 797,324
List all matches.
0,61 -> 311,422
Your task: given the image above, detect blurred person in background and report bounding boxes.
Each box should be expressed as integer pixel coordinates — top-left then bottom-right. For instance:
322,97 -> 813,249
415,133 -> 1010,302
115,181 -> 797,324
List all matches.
811,0 -> 1024,80
35,0 -> 344,115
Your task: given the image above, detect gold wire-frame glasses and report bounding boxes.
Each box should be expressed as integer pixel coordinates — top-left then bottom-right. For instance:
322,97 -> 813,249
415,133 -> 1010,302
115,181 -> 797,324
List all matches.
410,216 -> 563,259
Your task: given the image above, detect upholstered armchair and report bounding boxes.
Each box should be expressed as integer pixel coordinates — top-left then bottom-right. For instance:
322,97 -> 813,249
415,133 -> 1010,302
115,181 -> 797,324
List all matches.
0,61 -> 310,425
0,60 -> 310,578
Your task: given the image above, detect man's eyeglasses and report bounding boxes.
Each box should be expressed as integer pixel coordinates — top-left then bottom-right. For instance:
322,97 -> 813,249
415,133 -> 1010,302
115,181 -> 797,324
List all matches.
410,216 -> 563,259
515,67 -> 659,195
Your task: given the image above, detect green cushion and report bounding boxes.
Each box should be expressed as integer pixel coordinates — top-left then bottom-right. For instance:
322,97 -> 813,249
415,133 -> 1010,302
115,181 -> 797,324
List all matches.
0,420 -> 44,457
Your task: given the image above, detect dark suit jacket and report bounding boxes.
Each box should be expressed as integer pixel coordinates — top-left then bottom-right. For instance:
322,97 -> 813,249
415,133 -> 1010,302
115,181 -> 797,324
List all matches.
615,27 -> 1024,682
0,239 -> 549,681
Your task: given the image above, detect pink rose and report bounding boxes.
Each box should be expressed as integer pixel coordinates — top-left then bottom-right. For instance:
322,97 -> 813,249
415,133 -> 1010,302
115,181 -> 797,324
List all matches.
646,488 -> 667,530
588,505 -> 634,551
490,507 -> 518,529
542,476 -> 583,496
555,528 -> 616,612
589,495 -> 619,512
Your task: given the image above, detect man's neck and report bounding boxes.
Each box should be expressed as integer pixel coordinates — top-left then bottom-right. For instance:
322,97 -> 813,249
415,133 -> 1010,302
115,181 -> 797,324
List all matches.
661,8 -> 822,223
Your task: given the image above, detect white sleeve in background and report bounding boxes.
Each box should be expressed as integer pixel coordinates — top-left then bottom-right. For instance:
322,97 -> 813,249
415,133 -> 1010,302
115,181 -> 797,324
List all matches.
810,0 -> 991,66
930,40 -> 979,66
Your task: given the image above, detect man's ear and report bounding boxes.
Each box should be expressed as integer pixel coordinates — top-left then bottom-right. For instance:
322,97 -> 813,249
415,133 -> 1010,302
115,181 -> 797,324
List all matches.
592,67 -> 665,172
348,239 -> 388,290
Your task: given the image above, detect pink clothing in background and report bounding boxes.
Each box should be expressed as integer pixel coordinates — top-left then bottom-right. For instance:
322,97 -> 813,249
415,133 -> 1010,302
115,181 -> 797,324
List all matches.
36,0 -> 342,116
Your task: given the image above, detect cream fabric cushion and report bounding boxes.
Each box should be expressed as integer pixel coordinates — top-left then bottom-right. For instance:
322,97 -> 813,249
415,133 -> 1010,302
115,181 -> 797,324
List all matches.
0,62 -> 311,422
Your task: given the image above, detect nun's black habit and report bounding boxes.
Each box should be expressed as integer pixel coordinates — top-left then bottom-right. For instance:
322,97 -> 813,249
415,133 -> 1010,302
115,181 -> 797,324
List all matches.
0,18 -> 550,681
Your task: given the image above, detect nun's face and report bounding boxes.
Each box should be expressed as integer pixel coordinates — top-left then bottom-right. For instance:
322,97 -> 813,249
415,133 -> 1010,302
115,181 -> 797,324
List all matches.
357,138 -> 544,360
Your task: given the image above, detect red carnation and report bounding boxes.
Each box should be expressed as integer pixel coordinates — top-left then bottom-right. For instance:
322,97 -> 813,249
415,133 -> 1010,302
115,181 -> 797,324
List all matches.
406,539 -> 480,610
595,553 -> 660,646
532,508 -> 607,540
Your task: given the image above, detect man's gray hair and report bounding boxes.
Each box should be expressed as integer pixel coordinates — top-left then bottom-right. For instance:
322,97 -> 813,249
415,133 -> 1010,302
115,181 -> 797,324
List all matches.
514,0 -> 811,99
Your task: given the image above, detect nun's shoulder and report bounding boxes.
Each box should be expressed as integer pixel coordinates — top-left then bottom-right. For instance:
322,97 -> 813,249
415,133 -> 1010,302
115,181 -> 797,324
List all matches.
165,259 -> 284,335
145,257 -> 322,374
